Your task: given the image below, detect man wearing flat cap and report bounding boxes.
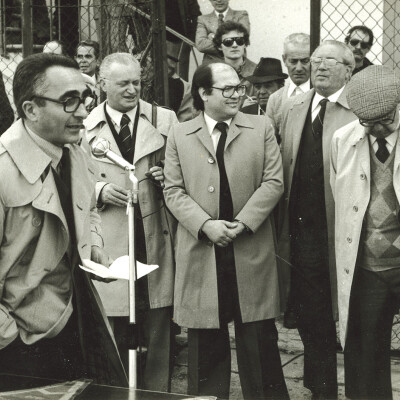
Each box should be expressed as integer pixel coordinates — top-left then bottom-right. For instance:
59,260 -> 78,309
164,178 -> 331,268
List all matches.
241,57 -> 288,116
331,65 -> 400,399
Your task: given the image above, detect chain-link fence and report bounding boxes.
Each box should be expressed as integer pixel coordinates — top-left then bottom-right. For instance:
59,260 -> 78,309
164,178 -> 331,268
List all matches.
0,0 -> 163,119
320,0 -> 400,352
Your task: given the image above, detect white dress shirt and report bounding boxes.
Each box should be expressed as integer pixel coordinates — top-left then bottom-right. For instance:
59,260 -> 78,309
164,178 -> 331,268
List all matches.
204,112 -> 232,151
106,103 -> 138,135
287,78 -> 311,98
369,129 -> 399,154
311,86 -> 345,122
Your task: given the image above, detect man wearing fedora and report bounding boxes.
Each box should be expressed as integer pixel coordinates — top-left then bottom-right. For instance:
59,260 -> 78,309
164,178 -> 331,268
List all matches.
241,57 -> 288,116
331,65 -> 400,399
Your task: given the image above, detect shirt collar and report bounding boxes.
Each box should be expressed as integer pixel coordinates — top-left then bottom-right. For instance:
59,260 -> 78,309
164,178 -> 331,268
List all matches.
312,86 -> 345,113
106,103 -> 138,128
287,78 -> 311,97
25,122 -> 63,169
369,129 -> 399,148
214,8 -> 229,18
204,112 -> 232,135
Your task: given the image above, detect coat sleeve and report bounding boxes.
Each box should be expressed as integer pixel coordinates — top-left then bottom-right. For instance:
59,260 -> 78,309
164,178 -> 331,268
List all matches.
195,15 -> 219,56
163,125 -> 212,239
235,121 -> 284,232
0,195 -> 19,349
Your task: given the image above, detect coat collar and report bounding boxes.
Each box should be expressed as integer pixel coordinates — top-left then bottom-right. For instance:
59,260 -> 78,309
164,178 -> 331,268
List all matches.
0,119 -> 52,184
185,111 -> 253,155
85,100 -> 165,165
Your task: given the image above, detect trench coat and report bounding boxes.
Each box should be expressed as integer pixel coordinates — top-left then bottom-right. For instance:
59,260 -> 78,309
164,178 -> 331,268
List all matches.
85,100 -> 178,315
0,120 -> 127,386
163,112 -> 284,329
276,87 -> 357,315
330,117 -> 400,347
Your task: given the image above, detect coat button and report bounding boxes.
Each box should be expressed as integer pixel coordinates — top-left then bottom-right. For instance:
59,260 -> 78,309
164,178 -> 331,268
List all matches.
345,268 -> 350,274
32,217 -> 42,227
208,186 -> 215,193
347,237 -> 352,243
360,174 -> 366,180
208,157 -> 215,164
163,230 -> 169,235
100,173 -> 106,178
353,206 -> 358,212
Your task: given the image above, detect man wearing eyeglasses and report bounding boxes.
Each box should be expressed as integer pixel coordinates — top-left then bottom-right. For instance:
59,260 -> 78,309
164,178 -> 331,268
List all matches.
277,40 -> 357,399
85,53 -> 178,392
212,21 -> 256,101
0,53 -> 127,388
267,33 -> 311,138
331,66 -> 400,399
195,0 -> 250,64
344,25 -> 374,76
164,62 -> 289,400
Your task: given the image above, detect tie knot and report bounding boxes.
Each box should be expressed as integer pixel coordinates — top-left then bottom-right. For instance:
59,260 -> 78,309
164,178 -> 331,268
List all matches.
218,13 -> 224,20
319,98 -> 329,107
216,122 -> 228,135
121,114 -> 130,126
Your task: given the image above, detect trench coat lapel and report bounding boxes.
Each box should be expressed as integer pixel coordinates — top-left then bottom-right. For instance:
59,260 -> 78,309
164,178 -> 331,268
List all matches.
189,114 -> 216,156
291,89 -> 314,164
225,112 -> 253,149
133,100 -> 165,165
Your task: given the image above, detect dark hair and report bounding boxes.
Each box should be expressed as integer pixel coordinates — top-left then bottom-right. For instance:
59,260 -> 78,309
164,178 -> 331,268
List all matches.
13,53 -> 79,118
213,21 -> 250,48
76,40 -> 100,59
345,25 -> 374,47
43,39 -> 67,55
191,63 -> 214,111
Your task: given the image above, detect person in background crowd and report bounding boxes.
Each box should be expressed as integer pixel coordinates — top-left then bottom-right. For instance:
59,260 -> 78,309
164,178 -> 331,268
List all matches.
85,52 -> 178,392
164,62 -> 289,400
166,52 -> 197,122
344,25 -> 374,76
43,39 -> 66,55
277,40 -> 357,399
331,65 -> 400,400
195,0 -> 250,64
0,53 -> 127,389
0,70 -> 14,136
241,57 -> 287,116
213,21 -> 256,102
267,33 -> 311,138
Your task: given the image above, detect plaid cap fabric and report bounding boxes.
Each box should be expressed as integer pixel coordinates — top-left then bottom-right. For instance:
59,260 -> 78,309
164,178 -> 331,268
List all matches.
347,65 -> 400,120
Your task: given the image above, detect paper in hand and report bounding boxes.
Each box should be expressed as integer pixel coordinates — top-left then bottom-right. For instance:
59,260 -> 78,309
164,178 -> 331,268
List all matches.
79,255 -> 158,280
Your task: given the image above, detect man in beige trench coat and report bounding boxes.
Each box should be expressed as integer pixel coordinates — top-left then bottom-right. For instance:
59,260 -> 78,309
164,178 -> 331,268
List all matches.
164,62 -> 289,400
85,53 -> 178,392
331,66 -> 400,399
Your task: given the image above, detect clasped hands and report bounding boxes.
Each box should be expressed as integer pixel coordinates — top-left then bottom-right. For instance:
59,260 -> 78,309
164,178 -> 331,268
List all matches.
201,219 -> 246,247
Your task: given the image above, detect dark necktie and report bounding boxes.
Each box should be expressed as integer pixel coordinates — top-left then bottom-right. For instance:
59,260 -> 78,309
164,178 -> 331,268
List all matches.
218,13 -> 224,26
376,137 -> 389,163
59,147 -> 71,189
119,113 -> 132,160
312,98 -> 329,137
215,122 -> 233,221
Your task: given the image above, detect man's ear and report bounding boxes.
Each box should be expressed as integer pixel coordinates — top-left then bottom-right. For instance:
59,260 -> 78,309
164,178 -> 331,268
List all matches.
22,100 -> 39,122
199,87 -> 208,102
99,78 -> 107,93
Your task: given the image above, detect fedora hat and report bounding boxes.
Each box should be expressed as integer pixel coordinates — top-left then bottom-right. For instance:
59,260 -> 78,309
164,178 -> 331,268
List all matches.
247,57 -> 288,83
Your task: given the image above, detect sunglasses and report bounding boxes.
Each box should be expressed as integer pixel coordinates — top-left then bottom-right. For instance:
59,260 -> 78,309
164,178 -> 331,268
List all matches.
221,37 -> 246,47
349,38 -> 370,50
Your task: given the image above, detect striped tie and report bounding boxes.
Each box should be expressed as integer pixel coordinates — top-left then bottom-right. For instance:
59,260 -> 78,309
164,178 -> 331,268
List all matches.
311,98 -> 329,137
119,113 -> 132,160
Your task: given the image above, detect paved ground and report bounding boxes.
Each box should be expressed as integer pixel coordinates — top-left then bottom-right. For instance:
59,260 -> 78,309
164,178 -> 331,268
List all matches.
170,317 -> 400,399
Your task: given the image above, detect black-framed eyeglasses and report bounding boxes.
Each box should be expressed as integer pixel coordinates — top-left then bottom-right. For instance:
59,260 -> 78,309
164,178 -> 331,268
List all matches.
348,38 -> 370,50
211,85 -> 246,98
286,57 -> 310,66
359,109 -> 397,127
31,94 -> 92,113
310,57 -> 346,68
221,37 -> 246,47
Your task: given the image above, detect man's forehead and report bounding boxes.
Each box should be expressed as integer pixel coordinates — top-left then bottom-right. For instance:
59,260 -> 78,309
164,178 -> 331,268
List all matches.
315,44 -> 342,58
107,61 -> 141,79
211,65 -> 239,85
285,44 -> 310,57
77,46 -> 95,56
42,66 -> 86,95
350,30 -> 370,42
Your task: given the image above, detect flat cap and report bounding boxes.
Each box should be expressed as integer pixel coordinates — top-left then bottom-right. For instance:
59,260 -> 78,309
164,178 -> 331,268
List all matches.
347,65 -> 400,120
